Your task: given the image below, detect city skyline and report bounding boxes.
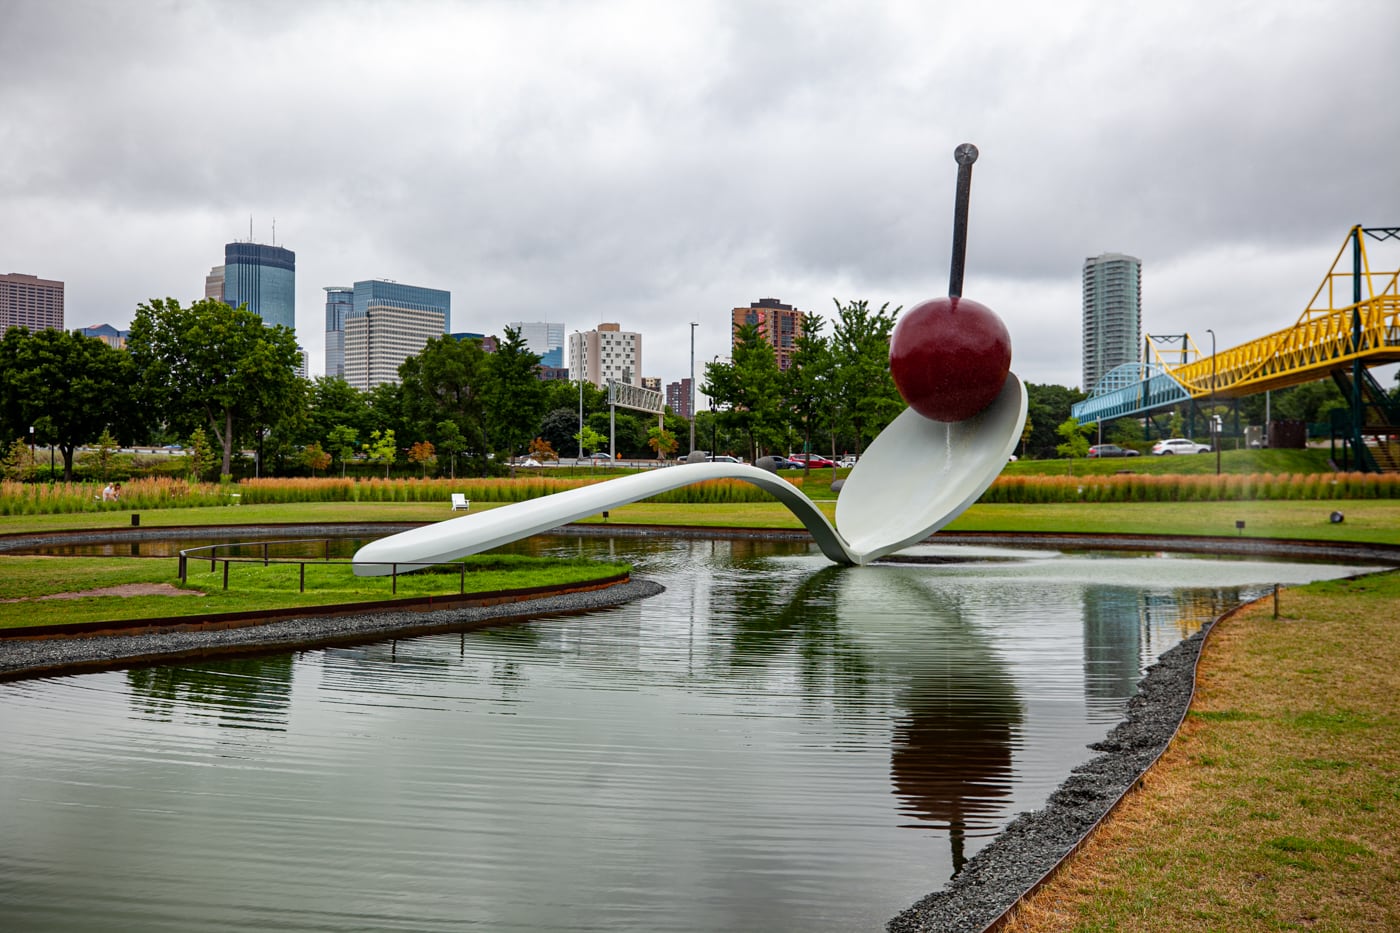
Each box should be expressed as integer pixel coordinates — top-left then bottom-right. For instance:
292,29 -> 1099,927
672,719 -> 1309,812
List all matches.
3,1 -> 1397,393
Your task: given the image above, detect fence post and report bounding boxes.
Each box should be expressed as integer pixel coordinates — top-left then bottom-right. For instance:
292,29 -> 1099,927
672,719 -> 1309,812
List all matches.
222,560 -> 229,590
300,562 -> 306,594
263,542 -> 269,566
460,561 -> 465,595
392,564 -> 397,594
179,554 -> 186,583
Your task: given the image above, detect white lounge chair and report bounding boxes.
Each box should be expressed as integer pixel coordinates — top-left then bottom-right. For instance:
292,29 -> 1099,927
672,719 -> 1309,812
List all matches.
450,493 -> 470,511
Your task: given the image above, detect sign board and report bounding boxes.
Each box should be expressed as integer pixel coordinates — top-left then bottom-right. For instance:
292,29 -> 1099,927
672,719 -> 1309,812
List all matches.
607,380 -> 664,415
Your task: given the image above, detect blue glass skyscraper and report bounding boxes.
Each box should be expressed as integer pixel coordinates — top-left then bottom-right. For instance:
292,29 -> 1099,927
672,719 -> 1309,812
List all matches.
351,279 -> 451,330
223,242 -> 296,332
324,286 -> 353,378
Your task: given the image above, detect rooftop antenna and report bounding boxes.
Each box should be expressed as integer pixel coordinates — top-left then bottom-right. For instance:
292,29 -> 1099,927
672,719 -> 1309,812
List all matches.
272,218 -> 276,246
249,215 -> 253,242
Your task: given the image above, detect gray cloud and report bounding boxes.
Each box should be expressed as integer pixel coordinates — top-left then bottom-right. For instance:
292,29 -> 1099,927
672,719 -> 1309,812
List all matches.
2,0 -> 1397,393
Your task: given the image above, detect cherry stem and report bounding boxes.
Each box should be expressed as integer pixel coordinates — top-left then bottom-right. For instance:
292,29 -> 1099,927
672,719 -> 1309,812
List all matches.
949,143 -> 978,298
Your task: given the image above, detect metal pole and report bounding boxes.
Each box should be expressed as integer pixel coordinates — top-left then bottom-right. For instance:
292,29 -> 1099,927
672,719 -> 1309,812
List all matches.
1208,328 -> 1219,475
1351,225 -> 1365,469
575,330 -> 584,461
689,322 -> 697,454
948,143 -> 978,298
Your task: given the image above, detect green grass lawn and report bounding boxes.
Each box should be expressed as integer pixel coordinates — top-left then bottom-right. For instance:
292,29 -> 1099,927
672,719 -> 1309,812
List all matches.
0,551 -> 629,629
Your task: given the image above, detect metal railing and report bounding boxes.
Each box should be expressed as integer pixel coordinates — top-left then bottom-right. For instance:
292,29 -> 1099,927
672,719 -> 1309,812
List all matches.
178,537 -> 477,595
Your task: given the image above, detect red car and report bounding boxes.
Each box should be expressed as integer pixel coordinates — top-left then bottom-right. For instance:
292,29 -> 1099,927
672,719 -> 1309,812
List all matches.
790,453 -> 836,468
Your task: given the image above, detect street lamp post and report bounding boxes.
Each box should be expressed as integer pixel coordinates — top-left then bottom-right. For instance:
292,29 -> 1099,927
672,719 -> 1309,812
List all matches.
1207,328 -> 1219,475
575,330 -> 583,461
689,322 -> 697,455
710,399 -> 717,457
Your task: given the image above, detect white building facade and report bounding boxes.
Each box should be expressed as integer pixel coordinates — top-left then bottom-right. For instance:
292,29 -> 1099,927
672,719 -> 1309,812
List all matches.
569,322 -> 642,389
1081,253 -> 1142,392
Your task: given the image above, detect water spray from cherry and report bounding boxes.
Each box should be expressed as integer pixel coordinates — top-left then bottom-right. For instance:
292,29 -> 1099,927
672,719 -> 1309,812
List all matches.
889,143 -> 1012,422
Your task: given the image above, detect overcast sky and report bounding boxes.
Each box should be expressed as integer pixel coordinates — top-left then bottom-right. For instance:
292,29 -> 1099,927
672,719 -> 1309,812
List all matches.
3,0 -> 1398,395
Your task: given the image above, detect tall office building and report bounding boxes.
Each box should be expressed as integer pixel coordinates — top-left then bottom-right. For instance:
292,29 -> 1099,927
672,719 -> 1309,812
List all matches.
343,279 -> 451,391
569,323 -> 642,389
1,272 -> 64,333
506,321 -> 565,368
323,286 -> 353,379
223,242 -> 296,331
1081,253 -> 1142,392
80,323 -> 129,349
204,265 -> 225,301
731,297 -> 804,371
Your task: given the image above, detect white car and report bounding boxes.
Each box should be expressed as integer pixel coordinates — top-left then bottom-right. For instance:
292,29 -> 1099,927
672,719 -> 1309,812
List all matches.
1152,438 -> 1211,455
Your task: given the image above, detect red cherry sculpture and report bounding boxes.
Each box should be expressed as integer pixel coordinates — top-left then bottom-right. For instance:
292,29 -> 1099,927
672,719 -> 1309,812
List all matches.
889,296 -> 1011,422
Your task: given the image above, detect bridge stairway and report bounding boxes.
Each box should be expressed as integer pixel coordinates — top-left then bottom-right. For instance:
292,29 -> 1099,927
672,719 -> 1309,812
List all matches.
1330,370 -> 1400,472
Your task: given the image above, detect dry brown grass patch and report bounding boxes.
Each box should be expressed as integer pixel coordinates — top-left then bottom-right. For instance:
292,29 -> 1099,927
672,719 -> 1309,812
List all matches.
999,571 -> 1400,932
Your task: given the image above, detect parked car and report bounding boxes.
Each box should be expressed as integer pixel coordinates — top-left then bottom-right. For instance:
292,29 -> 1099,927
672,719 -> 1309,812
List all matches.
585,451 -> 612,461
837,456 -> 858,469
1152,438 -> 1211,455
770,457 -> 802,469
707,455 -> 743,464
790,454 -> 836,468
1087,444 -> 1140,458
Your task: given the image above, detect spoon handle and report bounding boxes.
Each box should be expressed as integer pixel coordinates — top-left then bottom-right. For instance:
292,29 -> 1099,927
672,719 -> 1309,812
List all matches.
949,142 -> 979,298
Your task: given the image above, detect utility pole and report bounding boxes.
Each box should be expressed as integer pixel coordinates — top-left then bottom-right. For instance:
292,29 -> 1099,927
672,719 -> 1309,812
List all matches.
689,322 -> 697,454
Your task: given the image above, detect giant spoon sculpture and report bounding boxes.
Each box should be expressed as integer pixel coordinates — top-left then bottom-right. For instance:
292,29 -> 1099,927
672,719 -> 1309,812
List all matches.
353,144 -> 1027,575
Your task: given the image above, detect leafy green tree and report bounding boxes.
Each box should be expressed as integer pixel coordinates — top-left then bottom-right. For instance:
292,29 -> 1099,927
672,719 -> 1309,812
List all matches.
188,427 -> 217,481
574,425 -> 607,456
785,315 -> 834,469
484,326 -> 547,463
1024,382 -> 1087,459
326,424 -> 359,477
829,299 -> 902,456
1,436 -> 34,481
0,327 -> 138,480
703,322 -> 783,461
398,336 -> 488,473
362,428 -> 397,478
305,376 -> 371,444
1055,417 -> 1093,458
92,429 -> 119,482
435,420 -> 466,478
1106,417 -> 1143,448
127,298 -> 302,478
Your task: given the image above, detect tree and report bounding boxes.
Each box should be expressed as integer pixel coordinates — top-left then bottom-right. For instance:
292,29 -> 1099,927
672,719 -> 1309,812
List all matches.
408,440 -> 437,477
188,427 -> 217,481
829,299 -> 903,456
92,429 -> 119,483
304,376 -> 371,446
1024,382 -> 1087,459
528,437 -> 558,462
301,441 -> 332,477
1055,417 -> 1093,459
398,336 -> 488,473
1,436 -> 34,481
327,424 -> 359,477
0,327 -> 138,480
362,428 -> 397,477
484,326 -> 547,463
574,425 -> 607,455
785,315 -> 835,470
435,420 -> 466,478
127,298 -> 302,478
646,425 -> 678,460
703,322 -> 783,461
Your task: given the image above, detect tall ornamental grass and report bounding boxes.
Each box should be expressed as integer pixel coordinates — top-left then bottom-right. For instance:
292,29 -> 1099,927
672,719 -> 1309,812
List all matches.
977,471 -> 1400,504
0,477 -> 234,516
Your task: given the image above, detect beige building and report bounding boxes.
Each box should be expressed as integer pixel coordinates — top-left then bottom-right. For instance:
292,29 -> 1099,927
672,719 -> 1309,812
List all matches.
568,322 -> 643,389
344,305 -> 447,391
1,272 -> 64,333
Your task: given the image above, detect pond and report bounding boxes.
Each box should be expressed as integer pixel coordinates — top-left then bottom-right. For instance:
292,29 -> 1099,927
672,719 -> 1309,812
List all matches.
0,535 -> 1379,932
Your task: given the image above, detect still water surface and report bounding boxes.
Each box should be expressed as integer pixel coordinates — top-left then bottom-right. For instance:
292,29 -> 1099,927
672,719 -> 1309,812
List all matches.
0,535 -> 1375,931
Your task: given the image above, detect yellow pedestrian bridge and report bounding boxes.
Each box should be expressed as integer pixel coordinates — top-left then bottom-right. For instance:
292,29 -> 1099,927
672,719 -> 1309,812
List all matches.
1072,226 -> 1400,470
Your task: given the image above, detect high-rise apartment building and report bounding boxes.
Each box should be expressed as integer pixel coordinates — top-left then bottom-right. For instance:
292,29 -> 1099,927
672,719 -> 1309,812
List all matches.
343,279 -> 451,391
569,323 -> 642,389
223,242 -> 296,331
1081,253 -> 1142,392
507,321 -> 566,369
323,286 -> 353,379
666,378 -> 694,419
731,297 -> 803,371
1,272 -> 64,333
